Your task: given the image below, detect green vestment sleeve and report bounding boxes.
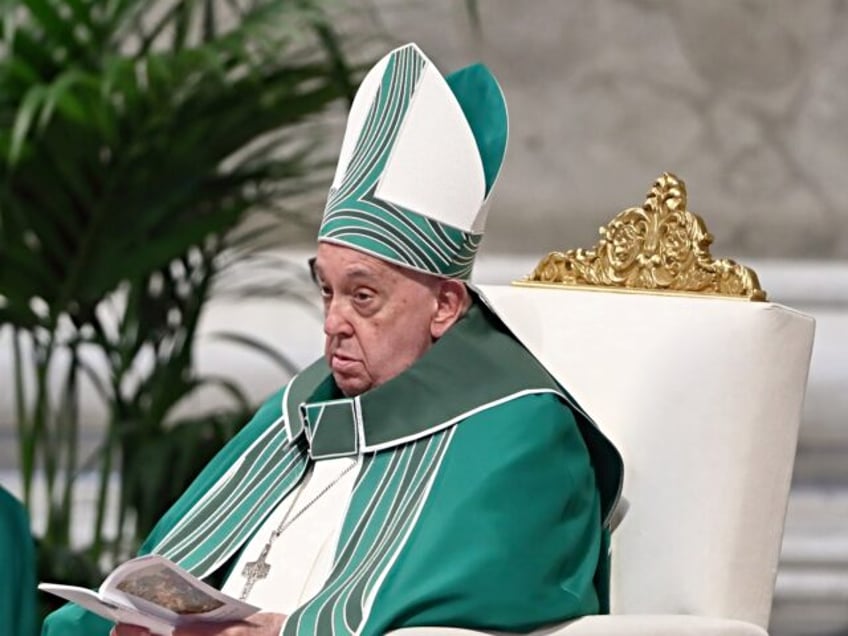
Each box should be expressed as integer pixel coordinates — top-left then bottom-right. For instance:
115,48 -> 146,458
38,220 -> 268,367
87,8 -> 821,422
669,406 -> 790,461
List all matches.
40,387 -> 287,636
359,392 -> 604,635
0,487 -> 38,636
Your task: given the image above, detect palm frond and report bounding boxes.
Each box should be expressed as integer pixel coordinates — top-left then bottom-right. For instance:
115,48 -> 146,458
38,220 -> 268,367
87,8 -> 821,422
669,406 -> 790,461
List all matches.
1,0 -> 374,578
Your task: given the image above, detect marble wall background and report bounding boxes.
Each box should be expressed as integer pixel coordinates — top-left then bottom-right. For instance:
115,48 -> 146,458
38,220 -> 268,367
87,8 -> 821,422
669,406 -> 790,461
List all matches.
331,0 -> 848,261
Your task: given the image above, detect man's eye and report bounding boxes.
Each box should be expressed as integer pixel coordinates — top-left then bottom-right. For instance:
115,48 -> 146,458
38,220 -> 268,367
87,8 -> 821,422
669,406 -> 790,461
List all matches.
320,286 -> 332,298
353,291 -> 374,303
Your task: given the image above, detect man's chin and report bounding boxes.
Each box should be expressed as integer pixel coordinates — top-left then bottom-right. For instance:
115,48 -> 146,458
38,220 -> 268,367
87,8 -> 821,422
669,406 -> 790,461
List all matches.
332,372 -> 371,398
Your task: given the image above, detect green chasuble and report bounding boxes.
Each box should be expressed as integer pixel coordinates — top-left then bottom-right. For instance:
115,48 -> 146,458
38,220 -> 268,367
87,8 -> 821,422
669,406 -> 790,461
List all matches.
1,487 -> 38,636
43,302 -> 622,635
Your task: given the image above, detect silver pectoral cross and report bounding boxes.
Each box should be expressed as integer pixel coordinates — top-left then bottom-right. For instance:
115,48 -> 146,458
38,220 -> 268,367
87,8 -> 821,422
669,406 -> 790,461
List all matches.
240,542 -> 272,600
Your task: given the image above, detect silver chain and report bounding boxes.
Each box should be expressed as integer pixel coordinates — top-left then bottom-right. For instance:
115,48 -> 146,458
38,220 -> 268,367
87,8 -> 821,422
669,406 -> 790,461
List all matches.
271,460 -> 358,540
239,459 -> 358,600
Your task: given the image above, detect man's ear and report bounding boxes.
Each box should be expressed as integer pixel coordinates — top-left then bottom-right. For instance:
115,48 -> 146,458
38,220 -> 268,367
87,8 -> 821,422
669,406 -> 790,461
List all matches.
430,280 -> 470,340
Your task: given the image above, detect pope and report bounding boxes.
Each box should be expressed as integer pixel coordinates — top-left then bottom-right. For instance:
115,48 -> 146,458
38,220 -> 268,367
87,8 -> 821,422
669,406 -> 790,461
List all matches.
44,42 -> 623,636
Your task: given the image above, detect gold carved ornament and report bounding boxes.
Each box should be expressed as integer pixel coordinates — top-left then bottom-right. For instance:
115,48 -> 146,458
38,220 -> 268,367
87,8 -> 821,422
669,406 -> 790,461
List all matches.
516,172 -> 766,301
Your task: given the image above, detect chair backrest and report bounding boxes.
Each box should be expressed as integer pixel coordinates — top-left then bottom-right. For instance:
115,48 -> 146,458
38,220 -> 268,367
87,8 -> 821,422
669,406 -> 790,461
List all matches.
477,285 -> 814,629
476,173 -> 816,629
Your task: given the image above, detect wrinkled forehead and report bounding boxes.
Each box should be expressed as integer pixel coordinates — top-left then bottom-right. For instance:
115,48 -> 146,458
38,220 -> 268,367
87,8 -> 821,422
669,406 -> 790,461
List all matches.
311,242 -> 442,290
312,242 -> 406,284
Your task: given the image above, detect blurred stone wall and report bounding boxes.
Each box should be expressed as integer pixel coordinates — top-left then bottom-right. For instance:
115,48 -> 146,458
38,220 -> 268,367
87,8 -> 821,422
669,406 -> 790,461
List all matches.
337,3 -> 848,634
337,0 -> 848,260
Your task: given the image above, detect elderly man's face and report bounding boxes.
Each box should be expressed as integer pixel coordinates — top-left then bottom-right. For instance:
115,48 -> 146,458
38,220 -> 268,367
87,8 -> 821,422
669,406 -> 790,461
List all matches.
314,243 -> 446,397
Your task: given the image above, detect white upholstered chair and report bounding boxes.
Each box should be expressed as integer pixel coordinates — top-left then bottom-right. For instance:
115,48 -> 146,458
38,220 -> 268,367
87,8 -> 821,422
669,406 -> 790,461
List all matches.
389,173 -> 816,636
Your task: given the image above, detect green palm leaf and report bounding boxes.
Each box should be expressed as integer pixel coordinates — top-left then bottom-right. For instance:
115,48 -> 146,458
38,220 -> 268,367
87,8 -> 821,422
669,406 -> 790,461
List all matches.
1,0 -> 374,580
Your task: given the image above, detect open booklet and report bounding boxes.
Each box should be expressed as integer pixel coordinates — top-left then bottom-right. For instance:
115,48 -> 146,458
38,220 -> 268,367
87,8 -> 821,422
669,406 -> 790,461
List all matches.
39,554 -> 259,635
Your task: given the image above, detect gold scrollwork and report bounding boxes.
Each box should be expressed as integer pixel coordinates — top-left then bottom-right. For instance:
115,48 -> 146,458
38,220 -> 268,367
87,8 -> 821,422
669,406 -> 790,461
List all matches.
517,172 -> 767,301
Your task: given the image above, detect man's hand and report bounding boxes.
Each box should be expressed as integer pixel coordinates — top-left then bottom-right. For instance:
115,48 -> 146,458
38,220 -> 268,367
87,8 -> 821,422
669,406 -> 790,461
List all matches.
110,612 -> 286,636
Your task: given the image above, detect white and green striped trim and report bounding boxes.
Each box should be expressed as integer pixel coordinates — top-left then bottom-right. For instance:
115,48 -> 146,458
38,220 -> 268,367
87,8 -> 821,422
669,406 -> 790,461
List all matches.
318,44 -> 483,280
149,419 -> 309,579
283,428 -> 455,636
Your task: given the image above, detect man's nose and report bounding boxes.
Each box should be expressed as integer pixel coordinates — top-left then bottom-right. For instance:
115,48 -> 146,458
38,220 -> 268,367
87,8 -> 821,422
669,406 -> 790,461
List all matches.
324,298 -> 354,337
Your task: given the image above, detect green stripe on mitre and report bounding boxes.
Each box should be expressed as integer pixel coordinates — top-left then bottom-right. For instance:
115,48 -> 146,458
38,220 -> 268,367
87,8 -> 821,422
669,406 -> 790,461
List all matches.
329,47 -> 424,207
321,45 -> 426,254
446,62 -> 508,196
319,205 -> 481,279
319,43 -> 493,279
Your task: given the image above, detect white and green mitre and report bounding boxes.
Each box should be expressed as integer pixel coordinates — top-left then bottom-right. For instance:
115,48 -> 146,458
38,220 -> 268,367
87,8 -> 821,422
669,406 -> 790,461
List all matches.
318,43 -> 508,280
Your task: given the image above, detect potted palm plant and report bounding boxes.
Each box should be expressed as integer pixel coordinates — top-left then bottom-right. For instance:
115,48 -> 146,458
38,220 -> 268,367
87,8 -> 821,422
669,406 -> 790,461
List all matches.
0,0 -> 369,609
